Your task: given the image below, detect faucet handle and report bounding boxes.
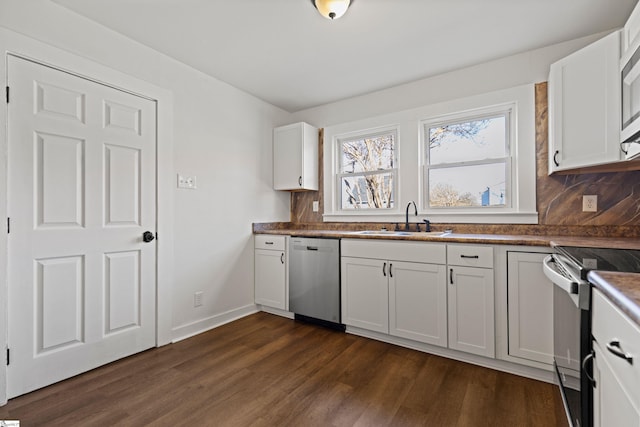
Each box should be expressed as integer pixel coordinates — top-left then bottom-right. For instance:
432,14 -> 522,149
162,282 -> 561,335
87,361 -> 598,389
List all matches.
415,222 -> 421,232
423,219 -> 431,232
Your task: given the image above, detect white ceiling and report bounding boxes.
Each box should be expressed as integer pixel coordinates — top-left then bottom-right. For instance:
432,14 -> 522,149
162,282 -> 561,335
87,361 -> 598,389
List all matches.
53,0 -> 636,112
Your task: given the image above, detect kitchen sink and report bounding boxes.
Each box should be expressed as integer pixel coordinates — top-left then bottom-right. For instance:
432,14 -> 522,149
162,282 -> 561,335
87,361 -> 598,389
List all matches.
357,230 -> 412,236
356,230 -> 450,236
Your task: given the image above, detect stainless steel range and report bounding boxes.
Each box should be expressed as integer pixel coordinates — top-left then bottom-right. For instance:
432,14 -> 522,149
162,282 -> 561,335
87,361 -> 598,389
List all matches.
543,246 -> 640,427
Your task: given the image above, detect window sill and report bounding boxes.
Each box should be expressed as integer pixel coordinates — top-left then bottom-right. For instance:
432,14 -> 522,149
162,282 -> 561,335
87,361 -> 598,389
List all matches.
323,211 -> 538,224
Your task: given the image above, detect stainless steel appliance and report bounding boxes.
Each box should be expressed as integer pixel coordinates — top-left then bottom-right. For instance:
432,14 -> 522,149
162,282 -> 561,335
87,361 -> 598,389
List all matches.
289,237 -> 342,329
543,246 -> 640,427
621,40 -> 640,159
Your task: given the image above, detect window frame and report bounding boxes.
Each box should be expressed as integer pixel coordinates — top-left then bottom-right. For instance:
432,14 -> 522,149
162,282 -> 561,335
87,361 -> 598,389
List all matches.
422,107 -> 514,211
335,126 -> 399,213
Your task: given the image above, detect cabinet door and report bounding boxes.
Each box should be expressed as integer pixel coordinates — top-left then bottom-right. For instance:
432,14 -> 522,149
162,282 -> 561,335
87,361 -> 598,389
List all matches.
593,341 -> 640,427
389,261 -> 447,346
273,124 -> 303,190
341,257 -> 389,333
548,30 -> 621,173
448,266 -> 495,357
507,252 -> 553,365
255,249 -> 286,310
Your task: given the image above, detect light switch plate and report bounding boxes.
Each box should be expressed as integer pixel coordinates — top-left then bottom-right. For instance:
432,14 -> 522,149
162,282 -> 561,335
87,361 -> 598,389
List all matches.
312,201 -> 319,212
177,174 -> 197,189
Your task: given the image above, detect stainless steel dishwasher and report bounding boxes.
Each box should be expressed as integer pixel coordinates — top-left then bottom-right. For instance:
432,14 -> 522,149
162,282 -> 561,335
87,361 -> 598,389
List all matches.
289,237 -> 342,329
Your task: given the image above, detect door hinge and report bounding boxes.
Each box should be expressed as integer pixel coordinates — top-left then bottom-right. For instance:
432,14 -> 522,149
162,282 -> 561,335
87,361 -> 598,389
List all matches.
5,86 -> 9,104
6,348 -> 9,366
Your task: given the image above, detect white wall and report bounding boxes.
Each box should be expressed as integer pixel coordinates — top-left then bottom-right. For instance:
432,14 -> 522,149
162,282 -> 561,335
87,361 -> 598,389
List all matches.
290,31 -> 609,127
0,0 -> 292,341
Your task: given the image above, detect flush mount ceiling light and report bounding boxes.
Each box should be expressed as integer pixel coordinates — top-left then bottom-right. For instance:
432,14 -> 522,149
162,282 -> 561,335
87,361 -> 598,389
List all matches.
311,0 -> 353,20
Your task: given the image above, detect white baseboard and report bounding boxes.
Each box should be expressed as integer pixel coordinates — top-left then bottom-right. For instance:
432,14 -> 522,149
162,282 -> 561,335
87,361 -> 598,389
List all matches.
171,304 -> 259,343
258,305 -> 295,319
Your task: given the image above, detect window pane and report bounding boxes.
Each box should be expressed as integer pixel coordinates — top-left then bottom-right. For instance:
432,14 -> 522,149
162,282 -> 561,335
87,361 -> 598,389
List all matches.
340,173 -> 394,209
428,163 -> 506,208
428,116 -> 506,165
340,133 -> 395,173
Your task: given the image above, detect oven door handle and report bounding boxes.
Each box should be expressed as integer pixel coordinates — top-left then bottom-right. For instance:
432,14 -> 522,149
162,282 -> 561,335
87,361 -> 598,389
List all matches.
582,352 -> 596,387
542,255 -> 579,295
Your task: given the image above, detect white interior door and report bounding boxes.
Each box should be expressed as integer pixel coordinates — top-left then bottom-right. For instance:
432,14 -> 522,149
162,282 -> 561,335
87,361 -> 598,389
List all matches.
7,56 -> 157,398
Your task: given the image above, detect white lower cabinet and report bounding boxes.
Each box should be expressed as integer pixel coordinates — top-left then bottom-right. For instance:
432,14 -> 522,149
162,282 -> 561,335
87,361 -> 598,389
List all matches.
341,239 -> 447,346
447,266 -> 495,357
506,252 -> 554,365
447,244 -> 495,358
341,257 -> 389,333
389,261 -> 447,346
592,289 -> 640,427
254,235 -> 287,310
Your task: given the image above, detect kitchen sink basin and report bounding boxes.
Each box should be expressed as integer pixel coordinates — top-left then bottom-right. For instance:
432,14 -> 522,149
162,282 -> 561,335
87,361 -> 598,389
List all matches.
357,230 -> 412,236
356,230 -> 450,236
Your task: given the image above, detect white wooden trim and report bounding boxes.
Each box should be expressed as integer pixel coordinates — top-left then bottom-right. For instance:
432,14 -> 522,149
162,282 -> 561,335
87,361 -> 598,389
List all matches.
0,27 -> 174,405
171,304 -> 259,343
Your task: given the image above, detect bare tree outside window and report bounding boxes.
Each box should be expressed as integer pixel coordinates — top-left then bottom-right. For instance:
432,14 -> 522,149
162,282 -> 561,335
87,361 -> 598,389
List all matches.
426,114 -> 509,208
339,132 -> 396,210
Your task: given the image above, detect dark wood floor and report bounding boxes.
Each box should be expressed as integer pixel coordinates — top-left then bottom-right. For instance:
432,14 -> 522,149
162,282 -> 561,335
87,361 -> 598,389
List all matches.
0,312 -> 567,426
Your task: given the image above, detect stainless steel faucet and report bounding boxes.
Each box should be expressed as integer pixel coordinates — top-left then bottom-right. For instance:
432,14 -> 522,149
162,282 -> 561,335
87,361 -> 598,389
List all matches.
405,201 -> 417,231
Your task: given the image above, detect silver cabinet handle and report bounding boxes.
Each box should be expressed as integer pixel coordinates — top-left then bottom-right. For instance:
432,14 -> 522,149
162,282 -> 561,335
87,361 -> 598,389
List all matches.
606,340 -> 634,365
383,262 -> 387,277
280,253 -> 284,264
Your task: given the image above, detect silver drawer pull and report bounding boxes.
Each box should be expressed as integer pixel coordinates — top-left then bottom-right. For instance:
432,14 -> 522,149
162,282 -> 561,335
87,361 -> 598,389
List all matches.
460,255 -> 479,259
606,340 -> 634,365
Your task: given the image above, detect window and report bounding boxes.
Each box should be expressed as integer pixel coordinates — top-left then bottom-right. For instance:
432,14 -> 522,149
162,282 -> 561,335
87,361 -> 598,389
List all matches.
424,110 -> 511,209
323,84 -> 536,223
337,129 -> 397,210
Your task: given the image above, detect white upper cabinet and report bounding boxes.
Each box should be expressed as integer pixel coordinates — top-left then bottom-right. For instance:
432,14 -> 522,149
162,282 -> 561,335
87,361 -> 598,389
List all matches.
622,0 -> 640,56
548,30 -> 622,173
273,122 -> 318,191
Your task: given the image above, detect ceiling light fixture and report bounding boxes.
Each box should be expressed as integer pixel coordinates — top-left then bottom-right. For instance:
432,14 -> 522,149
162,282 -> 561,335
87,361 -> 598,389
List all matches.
311,0 -> 353,20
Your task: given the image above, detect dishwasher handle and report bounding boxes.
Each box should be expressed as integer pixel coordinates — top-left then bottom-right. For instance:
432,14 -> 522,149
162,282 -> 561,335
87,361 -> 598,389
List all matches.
306,246 -> 319,251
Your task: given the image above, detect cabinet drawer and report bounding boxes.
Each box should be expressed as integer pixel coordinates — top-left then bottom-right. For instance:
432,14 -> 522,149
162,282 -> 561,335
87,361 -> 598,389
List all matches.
255,235 -> 286,251
341,239 -> 446,264
447,244 -> 493,268
592,289 -> 640,406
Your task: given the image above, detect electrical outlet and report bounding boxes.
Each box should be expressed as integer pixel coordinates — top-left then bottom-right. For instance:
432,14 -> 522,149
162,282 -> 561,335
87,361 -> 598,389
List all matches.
312,200 -> 319,212
177,174 -> 197,189
582,195 -> 597,212
194,291 -> 203,307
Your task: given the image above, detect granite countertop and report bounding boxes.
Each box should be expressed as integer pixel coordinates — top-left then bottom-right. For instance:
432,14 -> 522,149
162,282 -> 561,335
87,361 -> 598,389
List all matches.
588,271 -> 640,328
253,226 -> 640,250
